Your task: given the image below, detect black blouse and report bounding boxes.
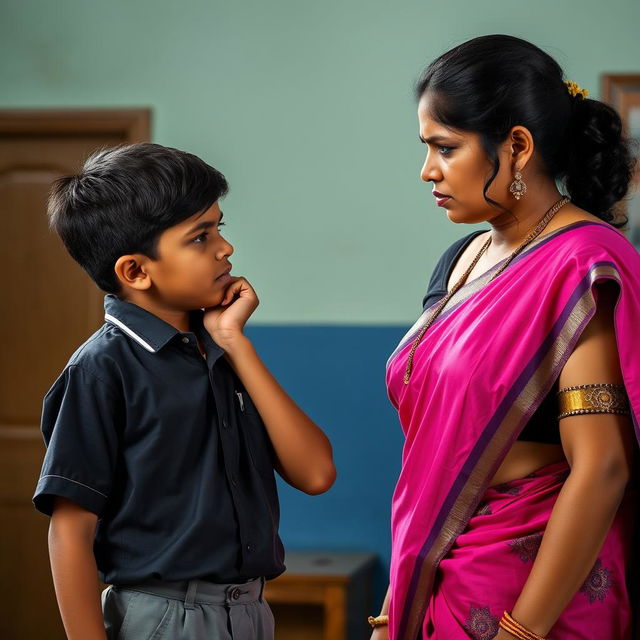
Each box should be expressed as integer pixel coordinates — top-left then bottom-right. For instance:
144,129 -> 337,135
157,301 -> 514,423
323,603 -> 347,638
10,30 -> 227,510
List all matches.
422,231 -> 561,445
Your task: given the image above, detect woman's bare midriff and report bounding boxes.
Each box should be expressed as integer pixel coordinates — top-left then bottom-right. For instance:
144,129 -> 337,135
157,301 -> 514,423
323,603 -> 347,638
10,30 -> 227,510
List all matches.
490,441 -> 566,487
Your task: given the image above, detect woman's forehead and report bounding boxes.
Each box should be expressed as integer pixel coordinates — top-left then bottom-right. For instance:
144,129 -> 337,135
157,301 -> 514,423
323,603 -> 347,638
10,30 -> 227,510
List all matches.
417,107 -> 463,141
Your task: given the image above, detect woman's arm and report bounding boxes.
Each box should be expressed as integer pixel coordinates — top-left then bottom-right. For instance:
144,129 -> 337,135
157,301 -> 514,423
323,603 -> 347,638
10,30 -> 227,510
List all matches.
495,282 -> 635,638
369,586 -> 391,640
49,497 -> 107,640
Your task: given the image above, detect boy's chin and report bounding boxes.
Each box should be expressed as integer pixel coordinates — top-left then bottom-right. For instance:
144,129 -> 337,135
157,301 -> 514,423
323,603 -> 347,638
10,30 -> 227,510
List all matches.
174,288 -> 226,311
198,292 -> 226,310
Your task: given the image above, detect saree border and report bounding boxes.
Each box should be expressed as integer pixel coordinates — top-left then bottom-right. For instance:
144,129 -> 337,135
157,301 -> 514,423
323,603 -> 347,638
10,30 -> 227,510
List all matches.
387,222 -> 613,365
395,261 -> 624,640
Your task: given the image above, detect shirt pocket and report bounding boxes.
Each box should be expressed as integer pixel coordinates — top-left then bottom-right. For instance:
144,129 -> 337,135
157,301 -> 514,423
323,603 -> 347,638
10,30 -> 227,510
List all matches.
235,390 -> 276,476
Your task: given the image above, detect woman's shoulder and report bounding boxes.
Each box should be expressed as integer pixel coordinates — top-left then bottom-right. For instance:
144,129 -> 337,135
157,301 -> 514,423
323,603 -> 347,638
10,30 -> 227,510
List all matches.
548,220 -> 637,260
537,220 -> 640,292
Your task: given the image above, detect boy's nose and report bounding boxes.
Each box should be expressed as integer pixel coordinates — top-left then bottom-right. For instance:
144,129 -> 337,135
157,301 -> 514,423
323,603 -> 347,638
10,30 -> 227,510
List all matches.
217,239 -> 233,259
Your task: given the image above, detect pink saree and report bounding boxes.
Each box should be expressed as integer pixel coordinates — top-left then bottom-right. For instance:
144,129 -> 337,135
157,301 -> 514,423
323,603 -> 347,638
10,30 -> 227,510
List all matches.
385,222 -> 640,640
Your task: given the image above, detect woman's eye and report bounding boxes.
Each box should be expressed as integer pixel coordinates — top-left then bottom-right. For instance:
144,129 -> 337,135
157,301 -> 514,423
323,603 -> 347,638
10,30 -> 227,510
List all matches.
438,145 -> 455,156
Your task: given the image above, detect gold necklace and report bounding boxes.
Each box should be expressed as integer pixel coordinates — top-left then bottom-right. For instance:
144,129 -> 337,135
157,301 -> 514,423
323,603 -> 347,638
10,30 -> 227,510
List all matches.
403,196 -> 570,384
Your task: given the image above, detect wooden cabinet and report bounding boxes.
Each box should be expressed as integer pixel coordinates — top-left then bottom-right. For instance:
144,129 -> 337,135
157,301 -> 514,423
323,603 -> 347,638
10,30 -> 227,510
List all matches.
265,551 -> 377,640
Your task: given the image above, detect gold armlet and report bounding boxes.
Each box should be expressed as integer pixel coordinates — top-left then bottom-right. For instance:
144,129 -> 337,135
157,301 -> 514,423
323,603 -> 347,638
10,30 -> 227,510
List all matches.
557,383 -> 630,420
499,611 -> 547,640
367,614 -> 389,628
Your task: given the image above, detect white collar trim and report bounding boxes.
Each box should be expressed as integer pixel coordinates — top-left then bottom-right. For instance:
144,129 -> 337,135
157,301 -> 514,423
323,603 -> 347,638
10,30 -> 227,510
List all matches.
104,313 -> 157,353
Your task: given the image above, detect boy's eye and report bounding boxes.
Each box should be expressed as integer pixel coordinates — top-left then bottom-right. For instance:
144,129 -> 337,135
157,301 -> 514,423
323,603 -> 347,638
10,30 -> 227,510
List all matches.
217,221 -> 225,229
193,232 -> 208,244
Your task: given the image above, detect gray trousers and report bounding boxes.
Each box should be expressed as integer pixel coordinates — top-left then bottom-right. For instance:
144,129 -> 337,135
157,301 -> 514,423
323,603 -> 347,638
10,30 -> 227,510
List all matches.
102,577 -> 274,640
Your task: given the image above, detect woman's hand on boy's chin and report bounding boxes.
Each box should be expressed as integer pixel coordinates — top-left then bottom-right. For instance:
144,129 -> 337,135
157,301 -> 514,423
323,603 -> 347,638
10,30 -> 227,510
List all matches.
203,277 -> 259,350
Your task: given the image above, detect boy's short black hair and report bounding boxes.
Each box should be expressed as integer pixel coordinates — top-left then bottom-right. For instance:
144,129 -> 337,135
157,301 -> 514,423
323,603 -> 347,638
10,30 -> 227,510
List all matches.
48,142 -> 229,293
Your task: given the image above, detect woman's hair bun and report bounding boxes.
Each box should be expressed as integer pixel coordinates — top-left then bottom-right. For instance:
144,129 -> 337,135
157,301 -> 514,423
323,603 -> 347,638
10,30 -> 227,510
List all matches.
565,97 -> 636,224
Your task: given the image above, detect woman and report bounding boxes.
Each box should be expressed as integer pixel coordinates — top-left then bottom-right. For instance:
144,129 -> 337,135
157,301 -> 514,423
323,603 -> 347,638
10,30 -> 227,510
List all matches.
371,35 -> 640,640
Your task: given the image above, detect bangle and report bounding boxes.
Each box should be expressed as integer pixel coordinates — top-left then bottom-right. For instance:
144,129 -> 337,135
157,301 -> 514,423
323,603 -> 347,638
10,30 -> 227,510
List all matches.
368,614 -> 389,628
499,611 -> 547,640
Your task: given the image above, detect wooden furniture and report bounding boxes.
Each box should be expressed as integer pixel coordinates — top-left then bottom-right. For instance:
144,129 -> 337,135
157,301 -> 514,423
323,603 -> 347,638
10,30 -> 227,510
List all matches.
265,551 -> 377,640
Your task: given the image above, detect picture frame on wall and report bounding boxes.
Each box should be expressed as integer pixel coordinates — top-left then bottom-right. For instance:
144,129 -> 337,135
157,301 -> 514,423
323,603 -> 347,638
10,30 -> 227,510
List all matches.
602,74 -> 640,248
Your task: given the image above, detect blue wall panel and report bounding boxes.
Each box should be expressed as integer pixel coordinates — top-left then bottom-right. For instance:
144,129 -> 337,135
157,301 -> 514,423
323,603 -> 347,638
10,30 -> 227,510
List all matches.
246,325 -> 406,603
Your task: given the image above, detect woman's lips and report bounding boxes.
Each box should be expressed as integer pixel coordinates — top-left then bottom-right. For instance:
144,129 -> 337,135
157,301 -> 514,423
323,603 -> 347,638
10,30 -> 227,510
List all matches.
433,190 -> 451,207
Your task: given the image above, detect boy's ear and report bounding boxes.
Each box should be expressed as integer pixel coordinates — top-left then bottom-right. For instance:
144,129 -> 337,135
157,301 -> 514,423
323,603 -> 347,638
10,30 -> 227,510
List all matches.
114,254 -> 153,291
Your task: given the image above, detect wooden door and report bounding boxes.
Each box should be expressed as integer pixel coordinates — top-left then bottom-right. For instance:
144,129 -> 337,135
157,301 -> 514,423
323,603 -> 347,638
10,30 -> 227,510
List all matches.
0,109 -> 150,639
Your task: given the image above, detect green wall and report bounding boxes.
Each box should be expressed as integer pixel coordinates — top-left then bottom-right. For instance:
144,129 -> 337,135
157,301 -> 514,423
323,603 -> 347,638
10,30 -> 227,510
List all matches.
2,0 -> 639,323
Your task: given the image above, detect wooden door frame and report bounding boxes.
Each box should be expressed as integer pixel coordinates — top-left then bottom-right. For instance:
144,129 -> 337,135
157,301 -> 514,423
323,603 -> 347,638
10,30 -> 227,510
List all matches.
0,108 -> 152,640
0,107 -> 151,439
602,75 -> 640,245
0,107 -> 151,140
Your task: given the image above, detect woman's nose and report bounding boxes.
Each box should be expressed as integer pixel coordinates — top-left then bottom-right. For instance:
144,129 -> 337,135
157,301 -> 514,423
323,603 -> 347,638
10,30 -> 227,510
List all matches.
420,154 -> 441,183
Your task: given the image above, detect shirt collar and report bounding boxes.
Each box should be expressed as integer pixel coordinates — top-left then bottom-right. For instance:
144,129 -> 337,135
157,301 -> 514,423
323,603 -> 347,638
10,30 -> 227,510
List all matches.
103,294 -> 208,354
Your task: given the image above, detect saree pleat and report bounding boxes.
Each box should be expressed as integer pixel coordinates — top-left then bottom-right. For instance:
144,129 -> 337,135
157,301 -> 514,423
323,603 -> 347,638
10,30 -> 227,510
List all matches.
386,222 -> 640,640
426,462 -> 634,639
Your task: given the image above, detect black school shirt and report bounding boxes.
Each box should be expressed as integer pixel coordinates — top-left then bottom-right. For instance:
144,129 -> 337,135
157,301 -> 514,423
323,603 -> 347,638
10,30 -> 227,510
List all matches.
33,295 -> 285,585
422,232 -> 561,445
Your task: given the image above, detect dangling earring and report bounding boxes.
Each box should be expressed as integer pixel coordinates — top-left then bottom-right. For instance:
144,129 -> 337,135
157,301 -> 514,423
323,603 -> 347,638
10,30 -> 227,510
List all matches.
509,170 -> 527,200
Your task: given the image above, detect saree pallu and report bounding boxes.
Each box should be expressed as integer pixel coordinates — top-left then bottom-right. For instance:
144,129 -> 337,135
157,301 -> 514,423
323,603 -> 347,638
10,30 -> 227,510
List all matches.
385,222 -> 640,640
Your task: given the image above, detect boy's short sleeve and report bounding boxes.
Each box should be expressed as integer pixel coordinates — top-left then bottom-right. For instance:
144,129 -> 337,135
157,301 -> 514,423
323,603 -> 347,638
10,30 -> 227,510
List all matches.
33,364 -> 121,517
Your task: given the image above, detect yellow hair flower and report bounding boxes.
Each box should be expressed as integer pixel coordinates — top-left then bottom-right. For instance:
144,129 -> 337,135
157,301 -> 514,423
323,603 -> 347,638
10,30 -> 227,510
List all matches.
565,80 -> 589,99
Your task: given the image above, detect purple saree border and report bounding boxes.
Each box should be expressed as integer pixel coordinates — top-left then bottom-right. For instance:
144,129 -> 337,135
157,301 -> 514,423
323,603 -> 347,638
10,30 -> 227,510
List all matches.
389,222 -> 607,363
426,221 -> 610,329
396,259 -> 619,638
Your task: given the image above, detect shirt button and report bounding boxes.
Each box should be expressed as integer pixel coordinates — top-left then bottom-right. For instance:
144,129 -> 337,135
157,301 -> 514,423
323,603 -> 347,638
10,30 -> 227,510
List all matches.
231,587 -> 241,600
181,336 -> 190,344
222,418 -> 229,429
246,543 -> 253,553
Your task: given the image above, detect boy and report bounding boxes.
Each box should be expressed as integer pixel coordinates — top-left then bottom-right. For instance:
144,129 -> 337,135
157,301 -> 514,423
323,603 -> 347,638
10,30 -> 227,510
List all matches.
33,143 -> 336,640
